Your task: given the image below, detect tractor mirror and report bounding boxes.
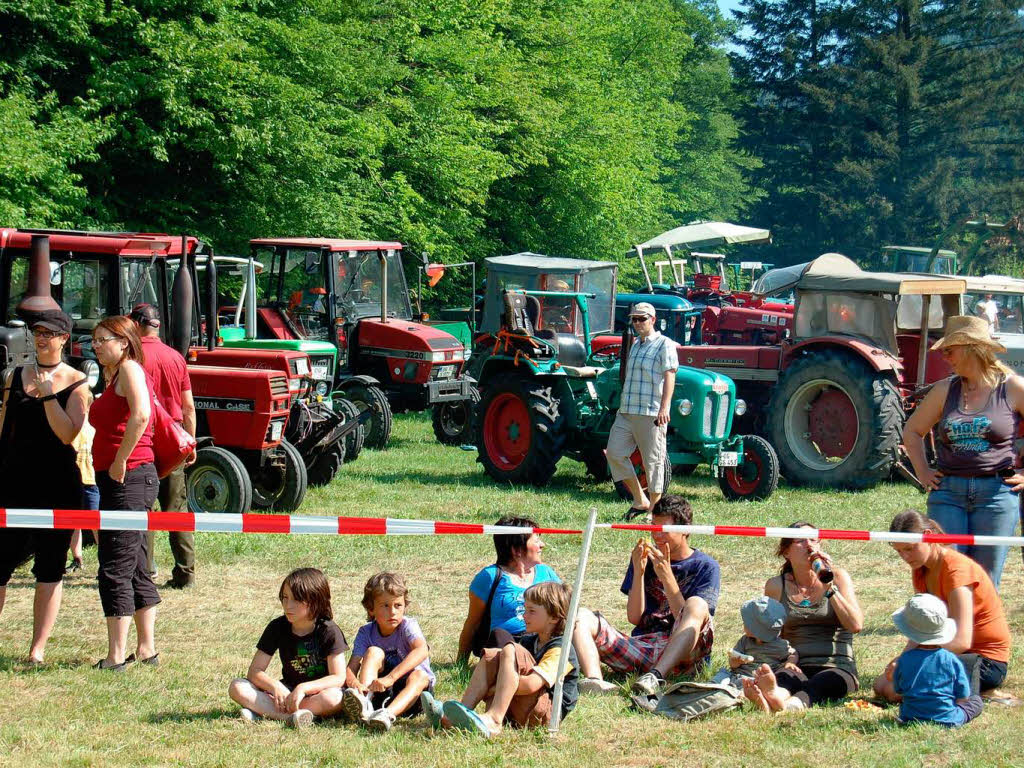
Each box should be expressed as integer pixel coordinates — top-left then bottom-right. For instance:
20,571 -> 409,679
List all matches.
49,261 -> 62,286
304,251 -> 321,275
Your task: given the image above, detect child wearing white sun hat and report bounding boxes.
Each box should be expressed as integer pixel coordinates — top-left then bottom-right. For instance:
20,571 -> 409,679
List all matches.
889,593 -> 983,727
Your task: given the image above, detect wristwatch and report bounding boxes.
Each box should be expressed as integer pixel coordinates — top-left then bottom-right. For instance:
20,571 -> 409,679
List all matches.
824,587 -> 837,600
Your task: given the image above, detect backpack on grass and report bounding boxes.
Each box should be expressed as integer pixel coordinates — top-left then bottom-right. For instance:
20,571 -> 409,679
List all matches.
631,681 -> 743,722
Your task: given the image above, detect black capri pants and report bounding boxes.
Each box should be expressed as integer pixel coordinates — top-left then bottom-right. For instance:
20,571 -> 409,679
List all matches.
96,464 -> 161,618
774,665 -> 858,707
0,529 -> 73,586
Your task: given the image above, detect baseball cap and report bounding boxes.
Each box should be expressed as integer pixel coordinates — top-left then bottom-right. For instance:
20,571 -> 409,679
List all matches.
29,309 -> 72,335
629,302 -> 656,319
130,303 -> 162,329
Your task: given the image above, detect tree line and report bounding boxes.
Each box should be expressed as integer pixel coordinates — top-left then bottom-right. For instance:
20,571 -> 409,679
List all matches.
1,0 -> 1021,280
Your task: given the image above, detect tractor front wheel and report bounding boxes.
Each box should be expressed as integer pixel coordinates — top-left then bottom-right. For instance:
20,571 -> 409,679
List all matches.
185,447 -> 252,515
252,438 -> 308,511
307,441 -> 346,487
432,386 -> 479,446
475,377 -> 566,486
333,397 -> 365,462
340,383 -> 393,450
718,435 -> 779,501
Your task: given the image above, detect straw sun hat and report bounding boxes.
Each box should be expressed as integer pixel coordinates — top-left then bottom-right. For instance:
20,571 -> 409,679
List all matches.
929,315 -> 1006,354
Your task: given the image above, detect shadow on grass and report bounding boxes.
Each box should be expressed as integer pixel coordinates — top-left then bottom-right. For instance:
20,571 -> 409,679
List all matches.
146,708 -> 239,724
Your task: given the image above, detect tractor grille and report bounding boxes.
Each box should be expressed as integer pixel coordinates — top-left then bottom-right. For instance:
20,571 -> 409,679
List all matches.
269,376 -> 289,398
715,394 -> 730,438
702,393 -> 731,439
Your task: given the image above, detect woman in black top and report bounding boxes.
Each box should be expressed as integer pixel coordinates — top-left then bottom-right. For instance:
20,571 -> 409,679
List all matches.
0,310 -> 89,664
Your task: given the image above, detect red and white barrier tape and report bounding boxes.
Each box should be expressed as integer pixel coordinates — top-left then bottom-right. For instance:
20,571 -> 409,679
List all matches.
1,510 -> 1021,546
0,509 -> 580,536
601,523 -> 1024,547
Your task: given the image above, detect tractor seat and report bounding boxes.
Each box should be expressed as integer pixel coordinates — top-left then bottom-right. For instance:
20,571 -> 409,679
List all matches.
503,291 -> 535,336
561,365 -> 602,378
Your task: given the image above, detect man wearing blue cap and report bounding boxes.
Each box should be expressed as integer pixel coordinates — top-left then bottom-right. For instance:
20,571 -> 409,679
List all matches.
606,302 -> 678,516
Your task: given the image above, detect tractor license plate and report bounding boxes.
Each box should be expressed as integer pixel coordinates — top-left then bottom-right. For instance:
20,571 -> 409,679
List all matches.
718,451 -> 739,467
270,421 -> 284,442
312,362 -> 329,381
436,365 -> 455,380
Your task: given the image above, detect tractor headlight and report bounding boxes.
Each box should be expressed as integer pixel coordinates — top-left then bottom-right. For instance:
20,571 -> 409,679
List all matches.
676,398 -> 693,417
81,359 -> 101,391
431,351 -> 446,362
734,399 -> 747,416
315,380 -> 329,397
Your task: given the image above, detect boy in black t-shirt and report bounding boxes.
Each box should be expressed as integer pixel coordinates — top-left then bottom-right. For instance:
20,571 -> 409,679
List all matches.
228,568 -> 350,728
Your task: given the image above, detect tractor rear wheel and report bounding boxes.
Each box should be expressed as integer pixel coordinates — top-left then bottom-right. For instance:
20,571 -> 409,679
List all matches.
340,383 -> 392,450
767,350 -> 903,490
333,397 -> 365,462
718,435 -> 779,501
614,450 -> 673,502
186,447 -> 252,515
582,447 -> 611,481
475,376 -> 566,486
432,385 -> 480,446
307,441 -> 346,487
252,438 -> 308,511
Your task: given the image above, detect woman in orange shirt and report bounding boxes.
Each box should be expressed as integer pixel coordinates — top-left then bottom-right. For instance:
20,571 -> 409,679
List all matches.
874,509 -> 1011,700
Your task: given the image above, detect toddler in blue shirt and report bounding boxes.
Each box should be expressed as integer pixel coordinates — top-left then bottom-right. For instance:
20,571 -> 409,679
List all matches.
890,593 -> 983,727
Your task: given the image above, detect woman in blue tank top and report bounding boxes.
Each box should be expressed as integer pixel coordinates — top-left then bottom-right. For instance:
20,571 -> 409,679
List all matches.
903,315 -> 1024,589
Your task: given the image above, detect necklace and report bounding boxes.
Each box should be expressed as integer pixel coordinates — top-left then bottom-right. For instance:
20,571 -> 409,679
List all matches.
35,360 -> 61,369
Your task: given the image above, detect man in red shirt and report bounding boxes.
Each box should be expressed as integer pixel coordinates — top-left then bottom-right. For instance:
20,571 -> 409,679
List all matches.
130,304 -> 197,588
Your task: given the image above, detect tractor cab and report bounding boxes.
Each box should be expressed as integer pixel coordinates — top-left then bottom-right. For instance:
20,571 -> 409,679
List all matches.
478,253 -> 617,368
883,245 -> 959,275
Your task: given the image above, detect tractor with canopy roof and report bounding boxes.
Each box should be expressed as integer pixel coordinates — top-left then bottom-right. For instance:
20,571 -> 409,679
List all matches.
249,238 -> 477,448
467,253 -> 779,500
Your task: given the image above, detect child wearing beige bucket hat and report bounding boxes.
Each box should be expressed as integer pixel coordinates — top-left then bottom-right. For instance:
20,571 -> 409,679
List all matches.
903,314 -> 1024,589
889,594 -> 983,727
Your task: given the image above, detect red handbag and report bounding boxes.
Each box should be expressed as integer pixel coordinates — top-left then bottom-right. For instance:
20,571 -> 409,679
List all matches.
152,395 -> 197,479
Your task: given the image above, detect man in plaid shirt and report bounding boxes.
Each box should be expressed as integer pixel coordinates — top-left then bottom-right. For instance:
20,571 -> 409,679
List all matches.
606,302 -> 678,514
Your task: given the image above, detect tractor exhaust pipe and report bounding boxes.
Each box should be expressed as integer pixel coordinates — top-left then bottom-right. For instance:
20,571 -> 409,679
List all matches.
245,255 -> 257,339
207,251 -> 218,351
16,235 -> 61,317
170,235 -> 194,356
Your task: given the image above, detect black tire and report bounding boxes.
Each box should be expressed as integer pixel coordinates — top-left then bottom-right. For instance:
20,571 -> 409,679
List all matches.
333,397 -> 365,463
432,386 -> 480,446
615,452 -> 673,501
340,383 -> 393,450
718,434 -> 780,501
767,350 -> 904,490
252,438 -> 308,511
306,441 -> 346,487
185,446 -> 252,514
673,463 -> 699,476
582,446 -> 611,481
474,376 -> 566,486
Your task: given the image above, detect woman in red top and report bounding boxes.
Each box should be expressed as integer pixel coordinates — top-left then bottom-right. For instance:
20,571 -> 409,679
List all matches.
874,509 -> 1012,701
89,316 -> 160,670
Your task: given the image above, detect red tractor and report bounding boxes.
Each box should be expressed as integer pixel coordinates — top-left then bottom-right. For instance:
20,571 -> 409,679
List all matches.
248,238 -> 476,448
0,228 -> 307,513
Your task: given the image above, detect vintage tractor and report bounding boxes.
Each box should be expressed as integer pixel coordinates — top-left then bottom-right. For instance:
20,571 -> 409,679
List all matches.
467,254 -> 779,501
0,228 -> 307,513
248,238 -> 477,448
176,255 -> 366,482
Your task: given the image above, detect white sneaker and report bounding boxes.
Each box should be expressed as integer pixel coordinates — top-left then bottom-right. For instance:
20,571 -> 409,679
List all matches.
286,709 -> 314,729
578,677 -> 619,695
239,707 -> 259,723
365,707 -> 396,732
631,672 -> 665,697
341,687 -> 374,722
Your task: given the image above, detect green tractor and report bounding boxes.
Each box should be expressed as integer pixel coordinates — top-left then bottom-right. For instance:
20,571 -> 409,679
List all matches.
467,254 -> 779,501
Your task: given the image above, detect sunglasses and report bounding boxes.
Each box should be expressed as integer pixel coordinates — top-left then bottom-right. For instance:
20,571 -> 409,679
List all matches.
630,316 -> 651,323
31,328 -> 63,340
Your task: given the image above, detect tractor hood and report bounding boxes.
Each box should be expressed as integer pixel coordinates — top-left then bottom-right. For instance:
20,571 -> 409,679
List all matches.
357,318 -> 464,352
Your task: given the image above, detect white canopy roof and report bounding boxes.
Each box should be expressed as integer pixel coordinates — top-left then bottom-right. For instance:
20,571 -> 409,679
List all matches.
636,221 -> 772,252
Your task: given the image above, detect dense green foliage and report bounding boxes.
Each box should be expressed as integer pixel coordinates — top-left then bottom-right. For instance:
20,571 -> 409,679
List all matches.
731,0 -> 1024,270
0,0 -> 752,275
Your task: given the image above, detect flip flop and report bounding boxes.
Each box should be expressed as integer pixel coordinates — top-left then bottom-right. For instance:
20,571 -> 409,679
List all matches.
624,507 -> 649,522
441,701 -> 493,737
420,691 -> 443,730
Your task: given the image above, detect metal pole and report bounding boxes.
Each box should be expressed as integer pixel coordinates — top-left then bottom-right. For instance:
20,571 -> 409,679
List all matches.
637,246 -> 653,292
916,293 -> 931,389
548,506 -> 598,736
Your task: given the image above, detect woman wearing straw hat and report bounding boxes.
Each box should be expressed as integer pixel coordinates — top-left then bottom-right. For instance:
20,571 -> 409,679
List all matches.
903,315 -> 1024,589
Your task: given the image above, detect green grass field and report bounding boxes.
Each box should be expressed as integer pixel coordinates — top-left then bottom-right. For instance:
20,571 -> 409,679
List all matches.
1,413 -> 1022,767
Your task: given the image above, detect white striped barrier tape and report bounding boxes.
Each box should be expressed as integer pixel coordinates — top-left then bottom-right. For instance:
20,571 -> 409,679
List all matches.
1,509 -> 1021,546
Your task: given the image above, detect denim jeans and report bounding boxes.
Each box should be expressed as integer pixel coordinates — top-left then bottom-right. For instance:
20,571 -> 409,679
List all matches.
927,474 -> 1019,589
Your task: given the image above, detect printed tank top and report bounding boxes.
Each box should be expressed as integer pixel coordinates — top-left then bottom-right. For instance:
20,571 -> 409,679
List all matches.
935,376 -> 1018,475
